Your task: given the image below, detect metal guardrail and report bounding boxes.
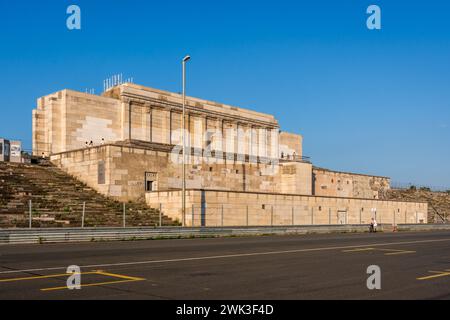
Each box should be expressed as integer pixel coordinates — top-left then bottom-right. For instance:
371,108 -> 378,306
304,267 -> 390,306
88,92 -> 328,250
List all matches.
279,155 -> 311,163
1,224 -> 449,245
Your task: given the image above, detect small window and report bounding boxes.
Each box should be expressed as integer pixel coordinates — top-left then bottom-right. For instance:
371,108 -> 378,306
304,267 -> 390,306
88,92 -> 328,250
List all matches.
331,179 -> 334,183
262,204 -> 266,210
319,206 -> 322,211
97,161 -> 105,184
236,170 -> 239,174
209,167 -> 213,172
146,181 -> 154,192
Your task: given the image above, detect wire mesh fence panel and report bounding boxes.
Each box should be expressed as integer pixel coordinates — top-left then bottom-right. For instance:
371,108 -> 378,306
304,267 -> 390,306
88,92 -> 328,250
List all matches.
0,198 -> 429,229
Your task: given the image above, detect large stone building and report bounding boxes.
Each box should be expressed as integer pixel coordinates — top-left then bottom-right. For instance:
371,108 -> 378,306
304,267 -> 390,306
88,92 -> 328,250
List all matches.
32,83 -> 427,226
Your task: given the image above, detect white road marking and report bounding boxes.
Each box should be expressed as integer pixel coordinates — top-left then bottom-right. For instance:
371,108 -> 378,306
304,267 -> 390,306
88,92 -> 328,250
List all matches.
1,237 -> 450,275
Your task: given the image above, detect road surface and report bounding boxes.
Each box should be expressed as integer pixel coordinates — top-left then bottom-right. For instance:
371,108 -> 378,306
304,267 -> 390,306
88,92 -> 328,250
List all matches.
1,230 -> 450,299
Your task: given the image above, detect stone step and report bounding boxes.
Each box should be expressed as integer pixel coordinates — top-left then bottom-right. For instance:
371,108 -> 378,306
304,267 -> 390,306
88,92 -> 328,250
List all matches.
0,162 -> 179,228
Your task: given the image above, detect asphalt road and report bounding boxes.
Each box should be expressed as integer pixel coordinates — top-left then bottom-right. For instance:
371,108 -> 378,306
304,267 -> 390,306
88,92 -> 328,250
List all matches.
1,230 -> 450,299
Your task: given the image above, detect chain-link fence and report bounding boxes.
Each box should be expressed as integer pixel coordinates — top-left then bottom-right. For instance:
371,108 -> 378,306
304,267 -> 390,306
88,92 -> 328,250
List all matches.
0,199 -> 178,229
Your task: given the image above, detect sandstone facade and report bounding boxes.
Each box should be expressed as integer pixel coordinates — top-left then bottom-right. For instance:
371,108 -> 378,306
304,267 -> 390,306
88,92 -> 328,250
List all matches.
146,190 -> 427,227
34,82 -> 427,225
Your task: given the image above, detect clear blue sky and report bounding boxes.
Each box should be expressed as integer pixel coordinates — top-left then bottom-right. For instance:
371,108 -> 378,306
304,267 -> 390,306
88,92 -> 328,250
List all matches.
0,0 -> 449,187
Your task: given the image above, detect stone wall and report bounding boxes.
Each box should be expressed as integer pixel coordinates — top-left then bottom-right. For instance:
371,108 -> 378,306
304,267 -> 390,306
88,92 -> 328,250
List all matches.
33,90 -> 121,156
50,143 -> 313,202
279,132 -> 302,159
33,84 -> 298,160
313,167 -> 390,199
146,189 -> 428,227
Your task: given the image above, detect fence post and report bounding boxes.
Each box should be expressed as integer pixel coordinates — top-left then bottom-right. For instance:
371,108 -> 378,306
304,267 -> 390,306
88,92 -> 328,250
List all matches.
29,199 -> 32,229
359,209 -> 362,225
81,202 -> 86,228
192,204 -> 194,227
123,203 -> 126,228
292,206 -> 294,226
221,205 -> 224,227
246,205 -> 249,226
271,206 -> 274,227
159,203 -> 162,227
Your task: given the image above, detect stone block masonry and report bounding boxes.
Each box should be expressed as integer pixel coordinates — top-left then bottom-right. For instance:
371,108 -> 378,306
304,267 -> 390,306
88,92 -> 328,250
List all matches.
146,189 -> 427,227
35,82 -> 426,227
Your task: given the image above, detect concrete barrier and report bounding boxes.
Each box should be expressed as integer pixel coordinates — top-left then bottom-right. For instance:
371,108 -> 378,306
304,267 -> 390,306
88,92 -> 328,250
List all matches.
0,224 -> 449,245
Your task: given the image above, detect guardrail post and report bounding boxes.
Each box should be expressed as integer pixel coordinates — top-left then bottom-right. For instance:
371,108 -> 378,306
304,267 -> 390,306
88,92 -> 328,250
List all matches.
81,202 -> 86,228
359,209 -> 362,225
29,199 -> 32,229
123,203 -> 126,228
159,203 -> 162,227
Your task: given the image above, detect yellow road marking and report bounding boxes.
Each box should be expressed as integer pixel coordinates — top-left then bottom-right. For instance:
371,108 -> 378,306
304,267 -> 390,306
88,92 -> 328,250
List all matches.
41,279 -> 144,291
95,270 -> 145,281
0,270 -> 146,291
417,271 -> 450,281
0,271 -> 96,283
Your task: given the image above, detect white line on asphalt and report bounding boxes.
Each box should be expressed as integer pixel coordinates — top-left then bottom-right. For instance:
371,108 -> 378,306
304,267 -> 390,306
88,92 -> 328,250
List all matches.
1,237 -> 450,275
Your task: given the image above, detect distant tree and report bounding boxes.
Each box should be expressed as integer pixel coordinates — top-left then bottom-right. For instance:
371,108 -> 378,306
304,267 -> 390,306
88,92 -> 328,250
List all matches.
420,187 -> 431,192
409,185 -> 417,191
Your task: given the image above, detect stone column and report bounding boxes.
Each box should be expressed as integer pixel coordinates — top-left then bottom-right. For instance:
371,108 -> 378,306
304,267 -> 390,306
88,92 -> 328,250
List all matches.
169,109 -> 172,144
128,101 -> 132,141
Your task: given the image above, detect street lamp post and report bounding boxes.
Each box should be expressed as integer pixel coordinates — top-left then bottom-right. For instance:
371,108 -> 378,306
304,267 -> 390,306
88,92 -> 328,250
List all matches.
182,55 -> 191,227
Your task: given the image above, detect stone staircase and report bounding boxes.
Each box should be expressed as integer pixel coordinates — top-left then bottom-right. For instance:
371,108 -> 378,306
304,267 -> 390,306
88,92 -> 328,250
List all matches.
0,161 -> 180,228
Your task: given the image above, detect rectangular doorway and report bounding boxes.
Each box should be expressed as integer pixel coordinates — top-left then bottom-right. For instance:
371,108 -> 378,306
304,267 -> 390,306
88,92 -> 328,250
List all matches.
338,211 -> 347,225
145,172 -> 157,192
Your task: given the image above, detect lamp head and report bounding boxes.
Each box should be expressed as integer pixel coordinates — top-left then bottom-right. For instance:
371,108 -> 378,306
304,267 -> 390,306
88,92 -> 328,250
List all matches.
183,55 -> 191,62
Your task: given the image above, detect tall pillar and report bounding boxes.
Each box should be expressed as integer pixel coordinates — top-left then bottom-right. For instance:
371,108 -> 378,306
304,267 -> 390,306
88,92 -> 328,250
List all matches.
128,101 -> 132,141
169,109 -> 172,144
149,107 -> 153,142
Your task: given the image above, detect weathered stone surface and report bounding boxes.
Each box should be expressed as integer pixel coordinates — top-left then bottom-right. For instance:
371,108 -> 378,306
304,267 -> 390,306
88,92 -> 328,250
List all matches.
146,190 -> 428,227
31,83 -> 426,227
0,161 -> 179,228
